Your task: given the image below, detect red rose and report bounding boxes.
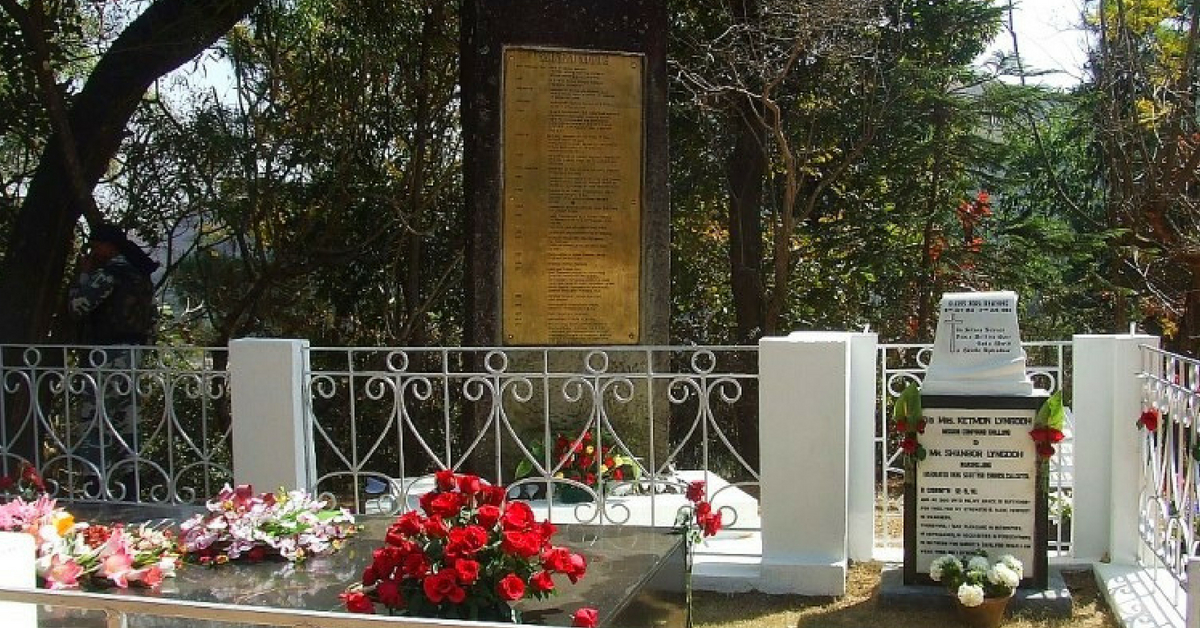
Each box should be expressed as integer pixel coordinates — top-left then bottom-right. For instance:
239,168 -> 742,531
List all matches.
571,606 -> 599,627
916,418 -> 927,434
502,530 -> 543,558
1137,408 -> 1160,432
894,419 -> 909,433
341,591 -> 375,614
454,558 -> 480,584
424,516 -> 448,538
477,504 -> 502,529
530,570 -> 555,592
542,546 -> 572,572
429,492 -> 465,518
456,474 -> 484,496
402,552 -> 430,578
496,573 -> 526,601
612,468 -> 625,480
565,552 -> 587,584
423,570 -> 466,604
1036,442 -> 1056,458
0,476 -> 14,491
376,579 -> 405,608
481,485 -> 508,506
362,565 -> 380,586
501,501 -> 536,531
685,481 -> 705,503
536,519 -> 557,542
395,511 -> 425,536
695,501 -> 712,517
373,546 -> 404,575
700,510 -> 723,537
900,436 -> 918,455
420,490 -> 438,515
435,469 -> 457,491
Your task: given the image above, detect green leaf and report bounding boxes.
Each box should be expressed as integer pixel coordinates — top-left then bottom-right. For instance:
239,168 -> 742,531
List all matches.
514,459 -> 533,479
1036,391 -> 1065,431
896,382 -> 922,425
916,445 -> 927,462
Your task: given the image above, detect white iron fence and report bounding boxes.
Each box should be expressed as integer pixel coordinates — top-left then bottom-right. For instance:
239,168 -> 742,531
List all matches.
877,341 -> 1074,556
1138,345 -> 1199,612
303,346 -> 760,530
0,344 -> 231,504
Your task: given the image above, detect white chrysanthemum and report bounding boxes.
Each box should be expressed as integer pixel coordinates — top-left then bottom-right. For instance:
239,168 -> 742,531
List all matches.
957,583 -> 986,607
929,555 -> 958,582
967,556 -> 991,573
988,563 -> 1020,589
1000,555 -> 1024,579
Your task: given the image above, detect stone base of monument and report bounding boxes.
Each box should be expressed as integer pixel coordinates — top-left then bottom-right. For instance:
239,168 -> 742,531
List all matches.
878,565 -> 1073,618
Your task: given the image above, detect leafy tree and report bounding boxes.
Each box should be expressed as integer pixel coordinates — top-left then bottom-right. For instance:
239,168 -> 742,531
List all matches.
1090,0 -> 1200,350
0,0 -> 260,343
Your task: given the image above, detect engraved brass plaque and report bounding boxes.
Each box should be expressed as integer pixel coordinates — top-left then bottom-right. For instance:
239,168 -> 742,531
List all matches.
502,47 -> 643,345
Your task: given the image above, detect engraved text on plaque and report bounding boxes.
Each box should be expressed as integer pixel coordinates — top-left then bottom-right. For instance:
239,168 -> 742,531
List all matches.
502,47 -> 643,345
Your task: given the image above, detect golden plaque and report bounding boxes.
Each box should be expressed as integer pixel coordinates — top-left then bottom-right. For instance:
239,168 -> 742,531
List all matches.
501,47 -> 644,345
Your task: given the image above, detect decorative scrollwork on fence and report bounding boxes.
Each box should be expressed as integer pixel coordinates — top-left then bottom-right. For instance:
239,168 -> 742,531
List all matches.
304,346 -> 760,531
1138,345 -> 1199,590
0,345 -> 232,505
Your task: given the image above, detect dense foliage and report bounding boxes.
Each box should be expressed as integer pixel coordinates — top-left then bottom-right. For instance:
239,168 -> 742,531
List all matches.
0,0 -> 1189,350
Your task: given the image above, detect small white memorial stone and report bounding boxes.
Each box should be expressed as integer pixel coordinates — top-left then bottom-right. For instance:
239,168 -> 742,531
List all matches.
0,531 -> 37,628
921,291 -> 1034,396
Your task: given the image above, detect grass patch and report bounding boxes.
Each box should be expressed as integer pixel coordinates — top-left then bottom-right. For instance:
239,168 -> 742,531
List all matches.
694,562 -> 1118,628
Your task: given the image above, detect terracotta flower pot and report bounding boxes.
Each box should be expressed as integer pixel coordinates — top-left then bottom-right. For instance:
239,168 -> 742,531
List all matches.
954,594 -> 1011,628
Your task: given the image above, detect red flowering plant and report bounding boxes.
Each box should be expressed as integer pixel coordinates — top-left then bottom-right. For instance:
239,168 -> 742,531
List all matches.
0,461 -> 48,501
1030,392 -> 1067,459
342,469 -> 598,624
674,480 -> 722,628
1136,407 -> 1160,432
892,383 -> 927,467
513,428 -> 640,503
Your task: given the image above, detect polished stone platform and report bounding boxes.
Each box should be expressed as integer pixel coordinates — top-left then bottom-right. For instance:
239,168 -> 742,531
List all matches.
35,501 -> 685,627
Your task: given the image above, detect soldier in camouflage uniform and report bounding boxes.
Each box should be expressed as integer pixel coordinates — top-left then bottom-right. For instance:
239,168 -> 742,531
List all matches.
68,224 -> 159,499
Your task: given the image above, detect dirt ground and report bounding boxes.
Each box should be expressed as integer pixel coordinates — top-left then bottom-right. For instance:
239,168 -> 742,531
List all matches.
693,562 -> 1119,628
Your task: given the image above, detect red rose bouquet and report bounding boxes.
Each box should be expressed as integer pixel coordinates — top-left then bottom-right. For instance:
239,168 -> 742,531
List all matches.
0,461 -> 48,501
343,469 -> 596,624
514,429 -> 640,503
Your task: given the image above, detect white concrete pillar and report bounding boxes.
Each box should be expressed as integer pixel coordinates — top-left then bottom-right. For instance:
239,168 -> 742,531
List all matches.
0,532 -> 35,628
1188,558 -> 1200,628
758,331 -> 863,595
230,338 -> 315,492
847,333 -> 878,562
1071,334 -> 1157,563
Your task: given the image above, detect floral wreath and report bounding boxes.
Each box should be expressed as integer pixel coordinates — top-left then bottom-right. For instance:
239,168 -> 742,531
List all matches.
892,382 -> 926,461
1029,392 -> 1065,459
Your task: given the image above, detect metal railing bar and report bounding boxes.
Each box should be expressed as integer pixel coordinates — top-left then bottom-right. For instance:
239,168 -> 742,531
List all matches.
0,585 -> 516,628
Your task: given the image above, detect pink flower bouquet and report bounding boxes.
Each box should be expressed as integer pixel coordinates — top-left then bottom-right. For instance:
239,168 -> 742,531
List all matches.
179,484 -> 356,565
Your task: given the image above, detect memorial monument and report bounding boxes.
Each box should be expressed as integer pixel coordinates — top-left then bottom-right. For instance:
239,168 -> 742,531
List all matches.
903,291 -> 1049,590
461,0 -> 668,347
459,0 -> 669,472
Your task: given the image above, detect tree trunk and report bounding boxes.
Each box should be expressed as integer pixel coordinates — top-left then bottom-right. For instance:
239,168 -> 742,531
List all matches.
726,98 -> 767,344
0,0 -> 260,344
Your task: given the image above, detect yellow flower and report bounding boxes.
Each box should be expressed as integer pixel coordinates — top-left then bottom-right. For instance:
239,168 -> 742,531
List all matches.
554,472 -> 564,479
53,512 -> 75,536
585,446 -> 594,455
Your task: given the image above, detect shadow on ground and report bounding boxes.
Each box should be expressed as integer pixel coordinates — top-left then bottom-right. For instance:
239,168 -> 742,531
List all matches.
693,563 -> 1119,628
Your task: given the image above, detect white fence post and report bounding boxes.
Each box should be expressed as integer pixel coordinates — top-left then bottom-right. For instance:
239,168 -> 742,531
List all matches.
0,532 -> 35,628
847,333 -> 878,563
1071,334 -> 1157,563
229,338 -> 315,492
759,331 -> 872,595
1187,558 -> 1200,628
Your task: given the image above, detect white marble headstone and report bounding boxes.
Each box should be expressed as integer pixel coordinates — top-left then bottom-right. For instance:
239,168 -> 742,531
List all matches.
921,291 -> 1034,396
0,531 -> 36,628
